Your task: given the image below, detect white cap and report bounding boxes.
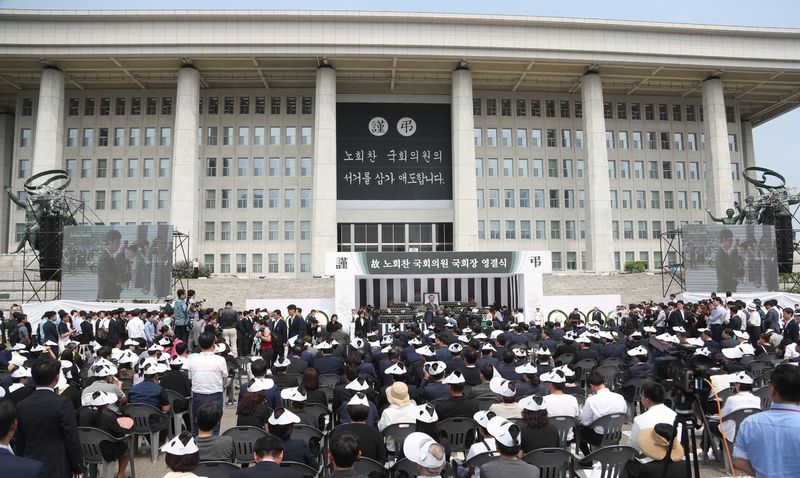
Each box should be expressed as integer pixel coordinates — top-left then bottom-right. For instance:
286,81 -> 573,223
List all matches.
481,343 -> 497,352
118,350 -> 139,364
512,348 -> 528,358
694,347 -> 712,357
540,369 -> 568,384
553,365 -> 576,377
473,410 -> 497,428
413,404 -> 438,423
685,337 -> 704,347
575,336 -> 591,344
627,346 -> 648,357
515,362 -> 539,375
347,392 -> 370,407
442,370 -> 466,385
423,361 -> 447,376
457,335 -> 470,343
490,330 -> 504,339
317,341 -> 333,351
160,435 -> 199,456
94,364 -> 119,378
280,387 -> 307,402
351,338 -> 365,349
656,333 -> 680,344
140,362 -> 168,376
630,331 -> 642,338
273,357 -> 291,368
10,355 -> 26,367
385,362 -> 407,375
11,343 -> 26,351
158,338 -> 172,346
403,432 -> 446,469
535,347 -> 552,356
728,371 -> 754,385
489,376 -> 516,397
408,337 -> 422,346
722,343 -> 756,359
12,366 -> 31,378
44,340 -> 58,347
345,377 -> 370,391
268,408 -> 301,426
519,395 -> 548,412
147,343 -> 163,353
474,333 -> 488,340
248,378 -> 275,393
643,326 -> 657,333
487,416 -> 521,447
124,339 -> 139,346
448,343 -> 463,353
462,327 -> 473,334
416,345 -> 435,357
599,331 -> 614,341
214,343 -> 227,354
83,390 -> 118,407
733,330 -> 750,340
170,357 -> 186,367
672,326 -> 687,334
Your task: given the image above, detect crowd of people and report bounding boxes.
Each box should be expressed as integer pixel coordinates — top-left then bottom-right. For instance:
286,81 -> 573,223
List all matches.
1,290 -> 800,478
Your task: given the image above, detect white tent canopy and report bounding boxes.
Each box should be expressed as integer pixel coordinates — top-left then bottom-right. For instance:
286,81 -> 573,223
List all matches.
669,292 -> 800,309
21,300 -> 162,333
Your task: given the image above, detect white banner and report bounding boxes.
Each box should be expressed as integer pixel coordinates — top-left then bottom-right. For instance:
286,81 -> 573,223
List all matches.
21,300 -> 163,334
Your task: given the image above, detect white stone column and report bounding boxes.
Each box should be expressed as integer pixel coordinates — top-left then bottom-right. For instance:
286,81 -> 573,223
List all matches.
702,77 -> 734,217
451,68 -> 479,251
170,65 -> 200,251
0,113 -> 14,253
31,66 -> 65,176
311,66 -> 337,276
581,71 -> 615,272
740,120 -> 756,197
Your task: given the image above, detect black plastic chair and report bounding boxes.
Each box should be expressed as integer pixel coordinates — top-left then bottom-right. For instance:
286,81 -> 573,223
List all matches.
164,389 -> 192,436
755,370 -> 773,388
463,450 -> 501,468
319,373 -> 340,388
290,423 -> 325,458
194,461 -> 241,478
280,461 -> 318,477
78,426 -> 132,478
753,386 -> 772,410
549,415 -> 578,448
580,413 -> 627,452
321,386 -> 334,405
390,458 -> 419,478
222,425 -> 268,464
621,378 -> 652,419
474,397 -> 500,411
354,456 -> 388,478
599,357 -> 626,369
123,403 -> 170,463
382,422 -> 416,458
554,354 -> 574,367
522,447 -> 573,478
593,365 -> 621,390
749,360 -> 771,378
578,445 -> 637,478
438,417 -> 477,455
301,402 -> 332,431
719,407 -> 761,474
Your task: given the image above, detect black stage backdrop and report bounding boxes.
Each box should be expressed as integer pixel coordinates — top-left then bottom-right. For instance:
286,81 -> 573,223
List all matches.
336,102 -> 452,201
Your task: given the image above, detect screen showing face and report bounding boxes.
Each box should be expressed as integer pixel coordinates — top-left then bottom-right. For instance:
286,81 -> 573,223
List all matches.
61,224 -> 174,300
683,224 -> 778,293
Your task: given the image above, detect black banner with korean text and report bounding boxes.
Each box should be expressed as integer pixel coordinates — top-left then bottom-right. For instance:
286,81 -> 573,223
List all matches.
336,102 -> 452,200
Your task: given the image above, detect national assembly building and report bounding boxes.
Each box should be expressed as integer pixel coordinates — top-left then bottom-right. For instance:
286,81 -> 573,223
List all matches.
1,9 -> 799,282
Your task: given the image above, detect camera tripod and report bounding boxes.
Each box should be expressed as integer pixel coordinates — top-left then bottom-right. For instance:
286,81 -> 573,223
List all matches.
661,387 -> 706,478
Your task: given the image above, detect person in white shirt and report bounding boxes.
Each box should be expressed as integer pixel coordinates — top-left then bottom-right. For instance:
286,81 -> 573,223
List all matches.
185,332 -> 229,435
578,371 -> 628,455
541,369 -> 580,441
532,308 -> 545,326
377,382 -> 416,451
704,371 -> 761,461
461,410 -> 497,478
126,314 -> 145,341
629,382 -> 678,461
512,308 -> 525,325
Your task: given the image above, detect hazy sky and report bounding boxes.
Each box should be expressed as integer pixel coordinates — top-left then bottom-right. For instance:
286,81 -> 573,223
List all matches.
3,0 -> 798,189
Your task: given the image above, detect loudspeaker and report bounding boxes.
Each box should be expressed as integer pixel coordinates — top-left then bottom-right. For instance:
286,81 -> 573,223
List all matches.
39,214 -> 63,281
775,213 -> 795,274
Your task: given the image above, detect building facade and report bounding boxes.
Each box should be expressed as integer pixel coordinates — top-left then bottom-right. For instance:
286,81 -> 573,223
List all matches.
0,10 -> 798,278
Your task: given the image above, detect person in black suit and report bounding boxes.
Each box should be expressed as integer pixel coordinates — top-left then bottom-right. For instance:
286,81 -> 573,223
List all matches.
96,229 -> 125,300
0,399 -> 47,478
287,305 -> 306,341
328,433 -> 369,478
14,358 -> 83,478
230,434 -> 303,478
666,301 -> 687,329
273,313 -> 288,360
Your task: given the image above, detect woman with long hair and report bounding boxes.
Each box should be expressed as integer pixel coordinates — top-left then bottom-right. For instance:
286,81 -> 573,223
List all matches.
518,395 -> 559,453
301,368 -> 328,405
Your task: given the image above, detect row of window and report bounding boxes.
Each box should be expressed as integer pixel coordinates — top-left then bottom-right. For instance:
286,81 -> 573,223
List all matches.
548,250 -> 679,272
473,127 -> 738,152
203,252 -> 311,275
203,220 -> 311,242
10,189 -> 172,211
205,157 -> 312,178
475,219 -> 697,242
18,158 -> 174,181
18,125 -> 313,150
200,126 -> 312,147
19,95 -> 313,118
472,98 -> 736,124
203,188 -> 312,209
475,188 -> 704,210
